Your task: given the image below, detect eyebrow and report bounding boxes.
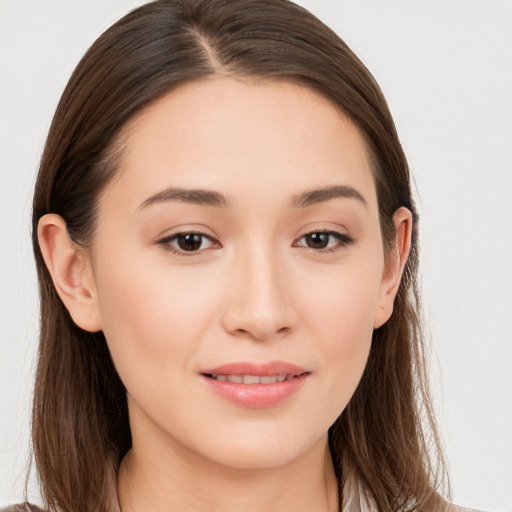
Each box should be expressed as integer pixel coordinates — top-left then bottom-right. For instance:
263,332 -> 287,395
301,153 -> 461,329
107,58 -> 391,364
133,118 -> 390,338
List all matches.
138,184 -> 367,210
291,185 -> 367,208
138,188 -> 228,209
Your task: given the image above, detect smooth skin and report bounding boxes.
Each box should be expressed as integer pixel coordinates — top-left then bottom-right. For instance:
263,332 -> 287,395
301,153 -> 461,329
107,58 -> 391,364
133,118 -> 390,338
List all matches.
38,77 -> 412,512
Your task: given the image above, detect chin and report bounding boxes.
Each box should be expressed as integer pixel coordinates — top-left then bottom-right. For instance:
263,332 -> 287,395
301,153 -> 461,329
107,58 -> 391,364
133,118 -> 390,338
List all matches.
194,428 -> 327,470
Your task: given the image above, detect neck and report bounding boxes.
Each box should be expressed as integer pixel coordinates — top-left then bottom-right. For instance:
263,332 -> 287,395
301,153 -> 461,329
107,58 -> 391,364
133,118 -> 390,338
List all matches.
118,429 -> 338,512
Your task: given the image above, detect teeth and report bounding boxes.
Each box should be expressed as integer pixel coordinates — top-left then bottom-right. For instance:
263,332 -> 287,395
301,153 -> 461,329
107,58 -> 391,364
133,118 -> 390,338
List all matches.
211,373 -> 297,384
243,375 -> 260,384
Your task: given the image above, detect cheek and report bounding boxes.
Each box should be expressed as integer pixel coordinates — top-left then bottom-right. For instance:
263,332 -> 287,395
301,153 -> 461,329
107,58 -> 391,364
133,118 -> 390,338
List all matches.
302,258 -> 382,399
93,253 -> 222,388
302,251 -> 382,336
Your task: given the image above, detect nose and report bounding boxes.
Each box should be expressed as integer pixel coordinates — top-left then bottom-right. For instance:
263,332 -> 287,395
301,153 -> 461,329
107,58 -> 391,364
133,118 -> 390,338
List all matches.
221,246 -> 297,341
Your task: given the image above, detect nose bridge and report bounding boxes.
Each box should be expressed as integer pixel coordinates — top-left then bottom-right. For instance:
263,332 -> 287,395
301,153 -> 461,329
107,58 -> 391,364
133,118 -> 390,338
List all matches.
222,238 -> 296,340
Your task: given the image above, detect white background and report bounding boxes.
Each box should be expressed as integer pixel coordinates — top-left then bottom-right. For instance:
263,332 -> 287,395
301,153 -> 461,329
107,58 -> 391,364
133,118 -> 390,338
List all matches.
1,0 -> 511,510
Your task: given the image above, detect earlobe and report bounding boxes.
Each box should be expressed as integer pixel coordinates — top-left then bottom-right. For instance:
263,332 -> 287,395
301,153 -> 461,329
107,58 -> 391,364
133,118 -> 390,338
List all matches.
38,214 -> 102,332
373,207 -> 413,329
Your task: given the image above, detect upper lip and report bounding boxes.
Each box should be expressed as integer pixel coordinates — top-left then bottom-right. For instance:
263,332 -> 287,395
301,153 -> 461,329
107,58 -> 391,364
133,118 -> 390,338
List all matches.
202,361 -> 309,377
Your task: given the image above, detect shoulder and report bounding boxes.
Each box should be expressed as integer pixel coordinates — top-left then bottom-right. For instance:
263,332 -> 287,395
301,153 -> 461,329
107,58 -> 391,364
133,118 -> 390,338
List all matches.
450,507 -> 489,512
0,504 -> 46,512
447,504 -> 490,512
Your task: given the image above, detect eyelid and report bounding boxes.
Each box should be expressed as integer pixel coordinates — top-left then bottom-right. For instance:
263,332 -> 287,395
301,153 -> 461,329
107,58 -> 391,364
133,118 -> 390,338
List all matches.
293,229 -> 355,253
156,227 -> 355,257
157,230 -> 221,257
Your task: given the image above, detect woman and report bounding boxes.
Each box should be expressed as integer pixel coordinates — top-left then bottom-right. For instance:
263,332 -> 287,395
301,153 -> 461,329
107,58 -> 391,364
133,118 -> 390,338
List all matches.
2,0 -> 482,511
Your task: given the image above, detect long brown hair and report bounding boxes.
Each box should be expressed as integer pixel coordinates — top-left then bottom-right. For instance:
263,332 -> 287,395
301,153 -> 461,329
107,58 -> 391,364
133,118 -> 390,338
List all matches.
31,1 -> 447,510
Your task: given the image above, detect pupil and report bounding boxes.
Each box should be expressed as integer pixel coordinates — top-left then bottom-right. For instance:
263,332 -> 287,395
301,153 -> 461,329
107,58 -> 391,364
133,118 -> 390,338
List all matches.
307,232 -> 329,249
178,234 -> 202,251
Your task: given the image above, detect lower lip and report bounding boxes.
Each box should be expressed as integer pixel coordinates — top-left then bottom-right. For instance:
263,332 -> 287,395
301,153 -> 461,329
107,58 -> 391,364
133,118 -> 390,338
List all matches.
202,374 -> 309,408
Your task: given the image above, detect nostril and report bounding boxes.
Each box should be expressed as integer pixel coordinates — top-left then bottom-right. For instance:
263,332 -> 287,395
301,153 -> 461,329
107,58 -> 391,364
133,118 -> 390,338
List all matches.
245,325 -> 292,341
221,300 -> 296,341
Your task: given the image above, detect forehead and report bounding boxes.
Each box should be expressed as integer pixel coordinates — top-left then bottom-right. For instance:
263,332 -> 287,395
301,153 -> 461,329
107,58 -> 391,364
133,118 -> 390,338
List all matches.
104,77 -> 377,212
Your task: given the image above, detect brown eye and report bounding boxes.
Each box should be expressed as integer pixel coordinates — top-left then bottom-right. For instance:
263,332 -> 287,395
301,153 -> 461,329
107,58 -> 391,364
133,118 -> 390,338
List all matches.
176,233 -> 203,251
304,232 -> 330,249
158,232 -> 219,255
295,231 -> 354,252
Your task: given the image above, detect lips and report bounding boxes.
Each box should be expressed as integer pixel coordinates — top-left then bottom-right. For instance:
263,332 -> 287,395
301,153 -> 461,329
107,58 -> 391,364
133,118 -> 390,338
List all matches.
202,361 -> 308,377
209,374 -> 292,384
201,361 -> 310,408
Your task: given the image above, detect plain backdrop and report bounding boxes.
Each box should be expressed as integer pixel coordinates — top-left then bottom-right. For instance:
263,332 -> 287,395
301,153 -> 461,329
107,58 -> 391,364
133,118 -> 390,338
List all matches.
1,0 -> 511,510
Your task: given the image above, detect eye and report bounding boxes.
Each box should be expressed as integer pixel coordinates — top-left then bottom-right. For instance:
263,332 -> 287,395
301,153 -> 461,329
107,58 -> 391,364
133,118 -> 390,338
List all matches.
294,230 -> 354,252
158,231 -> 220,256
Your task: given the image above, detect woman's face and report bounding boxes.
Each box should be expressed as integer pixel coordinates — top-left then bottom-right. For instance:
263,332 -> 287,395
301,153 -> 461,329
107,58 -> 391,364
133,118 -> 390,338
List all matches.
87,77 -> 399,469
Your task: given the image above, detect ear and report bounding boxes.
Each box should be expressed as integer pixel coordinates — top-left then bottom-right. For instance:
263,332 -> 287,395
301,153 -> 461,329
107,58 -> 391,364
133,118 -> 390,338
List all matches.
373,207 -> 413,329
38,214 -> 102,332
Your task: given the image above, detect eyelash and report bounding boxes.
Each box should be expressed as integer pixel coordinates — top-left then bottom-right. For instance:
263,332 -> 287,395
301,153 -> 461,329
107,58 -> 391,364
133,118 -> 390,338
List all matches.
157,230 -> 355,257
157,231 -> 220,257
294,230 -> 355,253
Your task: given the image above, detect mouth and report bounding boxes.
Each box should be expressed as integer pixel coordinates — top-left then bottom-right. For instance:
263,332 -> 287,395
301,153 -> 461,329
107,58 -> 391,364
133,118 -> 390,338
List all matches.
201,361 -> 310,408
203,373 -> 305,384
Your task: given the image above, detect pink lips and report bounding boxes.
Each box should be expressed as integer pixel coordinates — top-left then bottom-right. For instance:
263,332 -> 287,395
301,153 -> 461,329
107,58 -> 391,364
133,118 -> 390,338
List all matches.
201,361 -> 310,408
